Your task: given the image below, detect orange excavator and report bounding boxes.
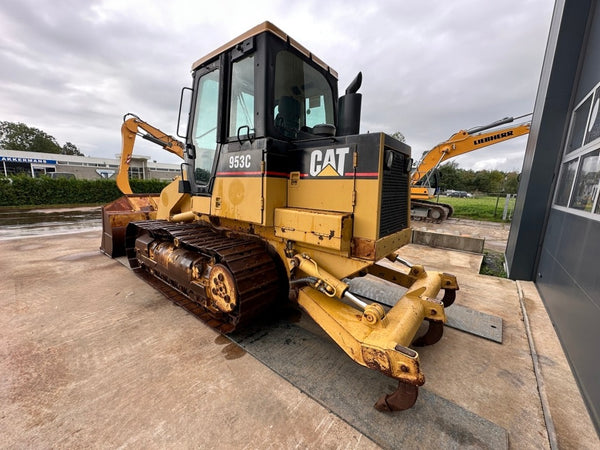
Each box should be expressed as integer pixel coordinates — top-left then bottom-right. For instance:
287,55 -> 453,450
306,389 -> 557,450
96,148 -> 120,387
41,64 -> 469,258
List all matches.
100,114 -> 185,256
410,115 -> 531,222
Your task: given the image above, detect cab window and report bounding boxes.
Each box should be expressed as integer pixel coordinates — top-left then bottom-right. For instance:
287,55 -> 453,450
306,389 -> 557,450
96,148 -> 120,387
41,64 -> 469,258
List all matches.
273,50 -> 335,139
192,68 -> 220,185
229,55 -> 255,138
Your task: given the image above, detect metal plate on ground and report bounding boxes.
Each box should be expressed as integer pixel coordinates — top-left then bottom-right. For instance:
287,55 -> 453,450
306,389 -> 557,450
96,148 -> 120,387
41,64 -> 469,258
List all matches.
347,277 -> 503,343
230,316 -> 508,450
445,304 -> 503,343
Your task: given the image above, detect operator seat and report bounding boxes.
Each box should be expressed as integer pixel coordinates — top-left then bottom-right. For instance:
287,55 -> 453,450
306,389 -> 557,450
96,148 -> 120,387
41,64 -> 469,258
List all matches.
275,96 -> 301,138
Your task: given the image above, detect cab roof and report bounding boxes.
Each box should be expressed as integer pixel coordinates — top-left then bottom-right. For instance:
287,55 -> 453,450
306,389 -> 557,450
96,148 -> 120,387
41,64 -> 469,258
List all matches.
191,21 -> 338,79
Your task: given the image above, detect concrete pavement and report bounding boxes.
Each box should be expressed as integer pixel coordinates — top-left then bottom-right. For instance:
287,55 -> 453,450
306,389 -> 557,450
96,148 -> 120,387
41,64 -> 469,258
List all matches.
1,229 -> 598,448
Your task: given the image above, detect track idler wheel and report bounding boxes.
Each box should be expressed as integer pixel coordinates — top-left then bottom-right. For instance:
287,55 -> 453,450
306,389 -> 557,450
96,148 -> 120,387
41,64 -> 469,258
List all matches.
428,207 -> 443,221
374,381 -> 419,411
208,264 -> 238,313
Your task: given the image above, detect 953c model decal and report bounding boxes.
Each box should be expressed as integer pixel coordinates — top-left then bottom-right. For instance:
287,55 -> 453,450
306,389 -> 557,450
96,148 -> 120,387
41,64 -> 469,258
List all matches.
217,148 -> 262,176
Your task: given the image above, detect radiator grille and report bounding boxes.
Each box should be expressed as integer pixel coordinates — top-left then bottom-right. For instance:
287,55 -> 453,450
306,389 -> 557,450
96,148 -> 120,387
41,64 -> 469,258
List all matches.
379,150 -> 409,238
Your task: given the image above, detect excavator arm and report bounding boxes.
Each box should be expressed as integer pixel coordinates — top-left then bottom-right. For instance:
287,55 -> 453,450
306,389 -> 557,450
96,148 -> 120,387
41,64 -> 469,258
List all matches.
116,114 -> 185,195
411,115 -> 531,186
409,115 -> 531,222
100,115 -> 186,258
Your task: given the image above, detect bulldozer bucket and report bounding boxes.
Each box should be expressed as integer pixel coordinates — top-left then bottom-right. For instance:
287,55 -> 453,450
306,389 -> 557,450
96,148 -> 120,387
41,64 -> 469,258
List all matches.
100,194 -> 159,257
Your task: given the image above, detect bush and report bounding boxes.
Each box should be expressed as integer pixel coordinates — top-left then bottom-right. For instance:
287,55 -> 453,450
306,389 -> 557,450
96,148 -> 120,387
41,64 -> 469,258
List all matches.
0,175 -> 169,207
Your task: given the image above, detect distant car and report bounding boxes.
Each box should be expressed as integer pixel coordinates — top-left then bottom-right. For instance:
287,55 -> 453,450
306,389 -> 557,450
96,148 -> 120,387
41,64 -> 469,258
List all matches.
447,190 -> 469,198
48,172 -> 76,180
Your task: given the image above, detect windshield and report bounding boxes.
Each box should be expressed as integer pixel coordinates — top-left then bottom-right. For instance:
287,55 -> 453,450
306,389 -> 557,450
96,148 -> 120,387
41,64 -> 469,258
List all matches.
273,50 -> 335,139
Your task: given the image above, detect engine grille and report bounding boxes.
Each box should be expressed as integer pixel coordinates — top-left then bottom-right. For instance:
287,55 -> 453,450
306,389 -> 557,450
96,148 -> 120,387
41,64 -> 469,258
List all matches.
379,149 -> 409,238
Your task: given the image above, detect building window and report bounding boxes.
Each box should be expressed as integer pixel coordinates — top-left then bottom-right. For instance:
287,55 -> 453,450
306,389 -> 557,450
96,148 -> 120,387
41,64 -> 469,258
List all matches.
569,150 -> 600,211
567,95 -> 592,153
585,86 -> 600,145
3,162 -> 30,176
554,80 -> 600,219
128,167 -> 143,179
555,160 -> 578,206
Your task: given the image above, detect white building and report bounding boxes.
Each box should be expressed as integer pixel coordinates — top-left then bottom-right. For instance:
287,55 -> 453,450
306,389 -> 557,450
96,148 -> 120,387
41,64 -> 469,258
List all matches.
0,149 -> 180,181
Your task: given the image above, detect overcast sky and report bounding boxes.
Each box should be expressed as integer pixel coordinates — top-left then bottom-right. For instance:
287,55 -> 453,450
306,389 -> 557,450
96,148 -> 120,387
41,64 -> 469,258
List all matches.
0,0 -> 554,171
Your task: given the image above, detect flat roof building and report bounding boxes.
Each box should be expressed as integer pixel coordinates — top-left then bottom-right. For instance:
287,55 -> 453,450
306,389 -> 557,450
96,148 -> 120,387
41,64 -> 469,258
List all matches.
0,149 -> 180,181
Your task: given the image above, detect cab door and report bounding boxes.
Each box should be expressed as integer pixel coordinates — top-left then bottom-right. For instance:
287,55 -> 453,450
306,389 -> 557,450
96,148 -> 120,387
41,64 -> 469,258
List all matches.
186,62 -> 221,215
211,50 -> 264,224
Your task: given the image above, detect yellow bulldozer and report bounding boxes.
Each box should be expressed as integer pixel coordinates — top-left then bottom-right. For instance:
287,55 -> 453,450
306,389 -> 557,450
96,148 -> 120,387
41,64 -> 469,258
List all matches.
100,21 -> 459,411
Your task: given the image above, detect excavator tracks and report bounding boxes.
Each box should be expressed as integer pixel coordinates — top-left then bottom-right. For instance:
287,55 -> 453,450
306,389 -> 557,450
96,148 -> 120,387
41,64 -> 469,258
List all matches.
411,199 -> 454,223
125,220 -> 285,333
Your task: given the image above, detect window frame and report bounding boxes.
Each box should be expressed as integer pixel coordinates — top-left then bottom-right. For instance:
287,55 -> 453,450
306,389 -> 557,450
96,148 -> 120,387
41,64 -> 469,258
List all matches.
553,79 -> 600,220
227,53 -> 256,140
263,34 -> 339,142
272,49 -> 336,140
185,59 -> 223,195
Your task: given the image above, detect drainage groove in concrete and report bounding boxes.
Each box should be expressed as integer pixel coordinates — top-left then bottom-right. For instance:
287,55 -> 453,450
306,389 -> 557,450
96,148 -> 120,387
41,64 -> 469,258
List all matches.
516,280 -> 558,450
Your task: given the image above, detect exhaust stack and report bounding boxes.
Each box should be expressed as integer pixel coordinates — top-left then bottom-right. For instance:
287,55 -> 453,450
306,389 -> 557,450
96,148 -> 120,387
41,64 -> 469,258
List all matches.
337,72 -> 363,136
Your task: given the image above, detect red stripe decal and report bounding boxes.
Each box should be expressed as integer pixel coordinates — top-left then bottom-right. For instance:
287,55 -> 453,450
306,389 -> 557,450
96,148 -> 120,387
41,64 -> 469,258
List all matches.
298,172 -> 378,178
354,172 -> 379,177
216,171 -> 262,176
216,171 -> 379,178
216,171 -> 290,178
265,171 -> 290,178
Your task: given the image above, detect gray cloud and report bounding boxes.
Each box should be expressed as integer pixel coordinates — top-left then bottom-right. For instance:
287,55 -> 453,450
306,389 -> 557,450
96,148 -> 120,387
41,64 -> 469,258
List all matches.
0,0 -> 553,169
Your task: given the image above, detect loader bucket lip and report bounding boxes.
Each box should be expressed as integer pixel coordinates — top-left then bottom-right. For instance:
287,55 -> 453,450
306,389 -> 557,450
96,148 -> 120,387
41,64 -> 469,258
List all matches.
100,194 -> 159,257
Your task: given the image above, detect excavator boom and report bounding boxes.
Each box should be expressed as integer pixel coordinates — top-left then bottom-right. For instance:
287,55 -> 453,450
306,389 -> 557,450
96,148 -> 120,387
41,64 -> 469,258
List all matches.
411,117 -> 531,185
100,115 -> 185,257
116,114 -> 185,195
410,115 -> 531,222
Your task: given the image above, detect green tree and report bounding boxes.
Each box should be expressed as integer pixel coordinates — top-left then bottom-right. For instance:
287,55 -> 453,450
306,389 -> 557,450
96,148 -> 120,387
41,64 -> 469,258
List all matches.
436,162 -> 522,195
461,169 -> 476,192
0,121 -> 61,153
62,141 -> 83,156
437,162 -> 462,190
0,121 -> 82,155
472,170 -> 505,193
504,172 -> 520,194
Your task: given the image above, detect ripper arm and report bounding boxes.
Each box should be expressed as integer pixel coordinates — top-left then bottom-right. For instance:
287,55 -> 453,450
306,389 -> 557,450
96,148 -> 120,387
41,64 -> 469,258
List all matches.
290,253 -> 458,410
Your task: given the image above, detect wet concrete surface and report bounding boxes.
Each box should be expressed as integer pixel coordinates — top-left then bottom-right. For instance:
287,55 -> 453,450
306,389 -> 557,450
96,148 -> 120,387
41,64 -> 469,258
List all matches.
1,231 -> 379,449
0,206 -> 102,240
1,209 -> 599,448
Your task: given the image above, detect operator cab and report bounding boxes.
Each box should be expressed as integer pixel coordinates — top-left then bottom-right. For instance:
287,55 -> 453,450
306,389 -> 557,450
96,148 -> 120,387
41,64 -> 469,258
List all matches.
182,22 -> 342,194
179,21 -> 409,251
